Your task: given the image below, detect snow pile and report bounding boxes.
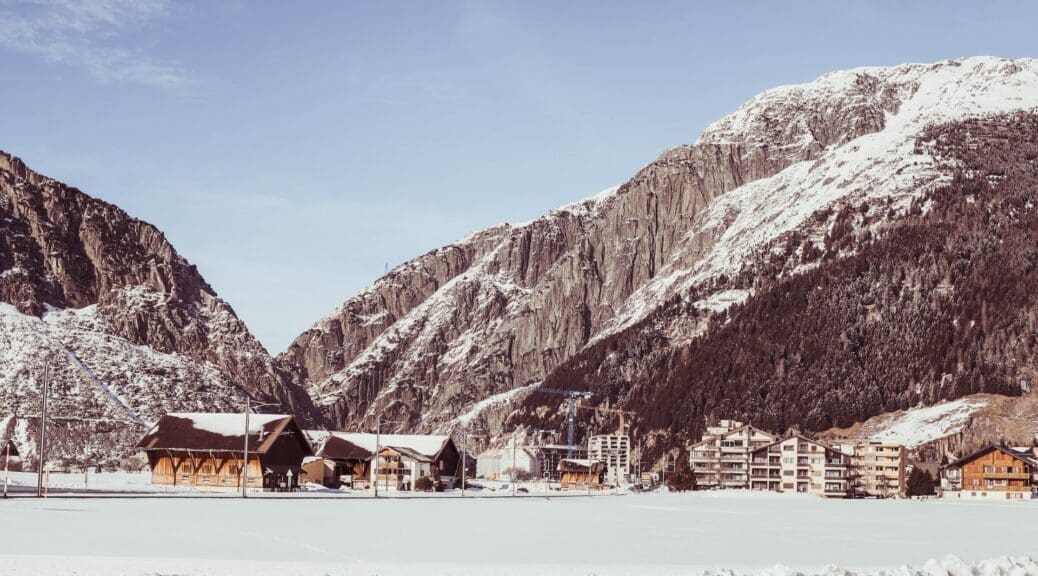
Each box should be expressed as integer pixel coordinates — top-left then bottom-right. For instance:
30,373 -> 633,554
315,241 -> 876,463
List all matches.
700,556 -> 1038,576
863,397 -> 991,447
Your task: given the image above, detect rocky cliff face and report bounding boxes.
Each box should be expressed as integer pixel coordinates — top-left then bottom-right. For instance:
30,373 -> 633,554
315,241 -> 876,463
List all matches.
285,57 -> 1038,443
0,152 -> 321,465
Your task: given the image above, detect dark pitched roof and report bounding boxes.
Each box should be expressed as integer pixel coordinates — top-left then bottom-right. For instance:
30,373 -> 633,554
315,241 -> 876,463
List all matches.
380,445 -> 434,463
558,459 -> 605,473
318,435 -> 374,461
3,439 -> 18,458
137,413 -> 312,456
944,444 -> 1038,470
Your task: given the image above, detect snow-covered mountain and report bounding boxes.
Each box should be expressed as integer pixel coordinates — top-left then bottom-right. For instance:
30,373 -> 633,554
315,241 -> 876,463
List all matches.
282,57 -> 1038,452
0,152 -> 322,465
7,56 -> 1038,465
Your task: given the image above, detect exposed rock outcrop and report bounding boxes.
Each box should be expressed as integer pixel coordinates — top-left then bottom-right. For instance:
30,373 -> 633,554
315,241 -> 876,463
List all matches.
285,57 -> 1038,444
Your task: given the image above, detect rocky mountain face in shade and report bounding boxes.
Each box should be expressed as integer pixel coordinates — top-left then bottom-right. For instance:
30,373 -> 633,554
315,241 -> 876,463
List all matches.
0,152 -> 322,465
282,57 -> 1038,457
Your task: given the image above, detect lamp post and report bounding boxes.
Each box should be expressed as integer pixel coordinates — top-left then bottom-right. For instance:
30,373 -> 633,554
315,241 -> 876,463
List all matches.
372,415 -> 407,498
242,396 -> 251,498
36,364 -> 49,498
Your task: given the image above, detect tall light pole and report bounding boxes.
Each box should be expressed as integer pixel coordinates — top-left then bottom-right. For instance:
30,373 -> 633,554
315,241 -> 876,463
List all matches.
242,396 -> 251,499
36,364 -> 49,498
3,440 -> 10,498
373,415 -> 380,498
460,433 -> 466,498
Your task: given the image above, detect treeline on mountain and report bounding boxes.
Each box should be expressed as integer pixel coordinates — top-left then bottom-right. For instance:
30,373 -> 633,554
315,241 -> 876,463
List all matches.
512,112 -> 1038,458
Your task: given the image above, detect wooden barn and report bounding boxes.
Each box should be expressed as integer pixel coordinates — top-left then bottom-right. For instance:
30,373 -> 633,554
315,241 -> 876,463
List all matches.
559,459 -> 605,489
137,413 -> 312,492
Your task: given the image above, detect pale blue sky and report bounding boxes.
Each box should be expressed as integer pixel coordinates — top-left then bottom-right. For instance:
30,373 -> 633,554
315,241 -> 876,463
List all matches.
1,1 -> 1035,353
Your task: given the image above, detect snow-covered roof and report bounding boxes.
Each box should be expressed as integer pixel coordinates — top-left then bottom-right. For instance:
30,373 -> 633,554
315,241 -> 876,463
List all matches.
321,432 -> 451,459
137,413 -> 311,455
166,413 -> 288,436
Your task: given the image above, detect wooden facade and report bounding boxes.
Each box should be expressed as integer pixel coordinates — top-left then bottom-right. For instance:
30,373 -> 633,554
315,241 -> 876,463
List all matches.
137,413 -> 313,492
308,432 -> 460,491
952,446 -> 1036,498
558,459 -> 605,489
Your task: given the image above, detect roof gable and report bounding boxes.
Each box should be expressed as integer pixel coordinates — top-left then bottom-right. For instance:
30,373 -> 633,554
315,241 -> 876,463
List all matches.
946,444 -> 1038,469
137,413 -> 312,455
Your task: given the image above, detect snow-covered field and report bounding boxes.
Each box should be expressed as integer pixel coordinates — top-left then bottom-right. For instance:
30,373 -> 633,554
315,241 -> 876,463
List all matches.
0,491 -> 1036,575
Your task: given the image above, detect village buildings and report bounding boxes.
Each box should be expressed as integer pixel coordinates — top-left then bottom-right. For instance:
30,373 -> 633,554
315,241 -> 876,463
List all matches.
589,432 -> 631,485
844,442 -> 906,497
689,420 -> 779,489
558,458 -> 605,489
136,413 -> 312,491
304,432 -> 460,491
941,445 -> 1038,500
748,436 -> 852,497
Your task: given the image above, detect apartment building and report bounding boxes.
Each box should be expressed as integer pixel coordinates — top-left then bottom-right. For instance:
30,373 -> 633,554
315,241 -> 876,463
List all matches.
589,433 -> 630,485
942,445 -> 1038,500
689,421 -> 778,489
843,442 -> 906,498
749,436 -> 852,498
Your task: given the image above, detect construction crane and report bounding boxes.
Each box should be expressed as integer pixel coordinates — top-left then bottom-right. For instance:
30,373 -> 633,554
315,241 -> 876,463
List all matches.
532,387 -> 592,458
577,404 -> 636,436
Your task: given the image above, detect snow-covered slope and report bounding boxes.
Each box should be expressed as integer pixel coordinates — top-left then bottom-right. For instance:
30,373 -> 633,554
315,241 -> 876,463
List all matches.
0,151 -> 322,465
282,57 -> 1038,445
602,57 -> 1038,337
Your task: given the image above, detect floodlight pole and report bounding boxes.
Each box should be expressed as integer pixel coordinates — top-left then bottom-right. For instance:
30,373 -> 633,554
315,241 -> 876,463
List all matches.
374,415 -> 380,498
3,440 -> 9,498
36,364 -> 49,498
242,396 -> 250,499
511,436 -> 517,497
587,432 -> 593,497
460,434 -> 466,498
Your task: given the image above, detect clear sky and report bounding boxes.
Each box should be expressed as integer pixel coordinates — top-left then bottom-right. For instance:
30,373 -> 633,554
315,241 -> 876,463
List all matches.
1,1 -> 1035,353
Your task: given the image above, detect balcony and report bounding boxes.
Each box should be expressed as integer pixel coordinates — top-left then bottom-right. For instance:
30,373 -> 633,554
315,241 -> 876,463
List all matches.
977,472 -> 1031,480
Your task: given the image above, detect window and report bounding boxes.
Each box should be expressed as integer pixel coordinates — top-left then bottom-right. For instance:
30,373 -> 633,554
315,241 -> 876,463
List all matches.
783,445 -> 795,451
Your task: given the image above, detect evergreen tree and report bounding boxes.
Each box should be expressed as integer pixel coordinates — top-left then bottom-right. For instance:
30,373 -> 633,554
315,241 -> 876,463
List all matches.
906,467 -> 936,497
666,449 -> 696,492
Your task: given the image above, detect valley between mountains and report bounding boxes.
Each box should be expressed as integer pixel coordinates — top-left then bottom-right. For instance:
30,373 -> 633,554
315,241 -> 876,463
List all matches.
4,56 -> 1038,466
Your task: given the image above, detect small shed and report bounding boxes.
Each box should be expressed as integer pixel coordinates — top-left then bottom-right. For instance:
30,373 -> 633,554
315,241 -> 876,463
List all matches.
559,459 -> 605,489
137,413 -> 312,491
476,448 -> 502,479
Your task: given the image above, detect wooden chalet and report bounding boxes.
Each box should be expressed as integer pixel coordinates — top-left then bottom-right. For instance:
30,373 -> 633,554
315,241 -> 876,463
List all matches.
137,413 -> 312,491
943,444 -> 1038,500
558,458 -> 605,489
306,431 -> 460,491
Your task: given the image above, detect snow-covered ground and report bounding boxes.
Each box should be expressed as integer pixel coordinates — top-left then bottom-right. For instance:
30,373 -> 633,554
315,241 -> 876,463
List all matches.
0,491 -> 1035,575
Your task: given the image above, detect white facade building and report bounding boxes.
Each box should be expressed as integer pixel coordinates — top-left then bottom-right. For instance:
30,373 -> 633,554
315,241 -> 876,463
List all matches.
689,421 -> 778,489
590,433 -> 630,485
